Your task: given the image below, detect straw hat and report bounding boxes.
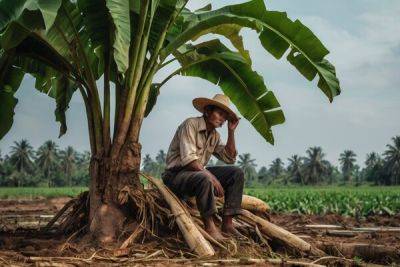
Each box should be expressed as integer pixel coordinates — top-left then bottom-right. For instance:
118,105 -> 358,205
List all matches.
192,94 -> 239,121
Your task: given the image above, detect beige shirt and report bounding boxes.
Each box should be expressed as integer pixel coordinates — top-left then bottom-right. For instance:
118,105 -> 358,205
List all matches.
165,116 -> 237,171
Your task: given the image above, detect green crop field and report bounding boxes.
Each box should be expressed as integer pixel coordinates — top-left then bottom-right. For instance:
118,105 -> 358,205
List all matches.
245,186 -> 400,216
1,186 -> 399,217
0,187 -> 87,199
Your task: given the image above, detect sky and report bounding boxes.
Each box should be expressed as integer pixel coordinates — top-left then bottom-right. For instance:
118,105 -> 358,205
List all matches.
1,0 -> 399,169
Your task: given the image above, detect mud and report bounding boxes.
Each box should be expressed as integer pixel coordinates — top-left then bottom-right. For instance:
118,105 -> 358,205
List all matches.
0,198 -> 399,266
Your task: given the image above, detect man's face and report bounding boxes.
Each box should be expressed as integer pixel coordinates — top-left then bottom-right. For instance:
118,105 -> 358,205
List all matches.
205,106 -> 229,128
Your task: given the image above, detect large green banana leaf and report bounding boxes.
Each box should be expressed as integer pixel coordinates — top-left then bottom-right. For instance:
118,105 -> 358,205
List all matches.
105,0 -> 130,74
0,50 -> 24,139
147,40 -> 285,144
162,0 -> 340,102
0,0 -> 61,31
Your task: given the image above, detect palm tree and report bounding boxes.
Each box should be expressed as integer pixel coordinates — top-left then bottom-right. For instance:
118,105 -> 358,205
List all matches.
9,139 -> 34,174
366,152 -> 380,169
339,150 -> 357,183
36,140 -> 59,187
287,155 -> 304,184
303,147 -> 330,185
142,154 -> 155,175
60,146 -> 77,186
8,139 -> 35,186
365,152 -> 383,185
0,0 -> 340,240
74,151 -> 91,186
155,150 -> 166,164
269,158 -> 284,180
257,166 -> 269,184
238,153 -> 257,186
383,136 -> 400,185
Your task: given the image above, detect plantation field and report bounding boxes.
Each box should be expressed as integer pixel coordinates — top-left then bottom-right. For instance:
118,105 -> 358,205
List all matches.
245,186 -> 400,216
1,186 -> 399,217
0,187 -> 87,199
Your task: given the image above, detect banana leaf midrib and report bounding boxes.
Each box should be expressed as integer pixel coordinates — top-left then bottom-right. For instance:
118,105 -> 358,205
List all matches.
165,13 -> 324,76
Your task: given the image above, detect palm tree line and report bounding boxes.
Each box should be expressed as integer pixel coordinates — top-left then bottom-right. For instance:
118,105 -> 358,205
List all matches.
1,135 -> 399,187
143,136 -> 400,187
0,140 -> 90,187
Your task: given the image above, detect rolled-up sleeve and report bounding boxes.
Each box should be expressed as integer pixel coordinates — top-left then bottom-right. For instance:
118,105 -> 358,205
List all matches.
213,135 -> 237,164
178,120 -> 199,167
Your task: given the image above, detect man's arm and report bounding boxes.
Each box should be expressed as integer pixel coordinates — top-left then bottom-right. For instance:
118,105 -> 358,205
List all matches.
213,118 -> 239,164
225,118 -> 239,158
184,159 -> 204,171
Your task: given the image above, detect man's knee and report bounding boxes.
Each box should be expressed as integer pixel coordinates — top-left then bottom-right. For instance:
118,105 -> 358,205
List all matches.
194,170 -> 213,188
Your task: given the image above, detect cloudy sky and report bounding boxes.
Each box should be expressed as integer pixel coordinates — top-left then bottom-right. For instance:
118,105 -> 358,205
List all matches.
1,0 -> 399,169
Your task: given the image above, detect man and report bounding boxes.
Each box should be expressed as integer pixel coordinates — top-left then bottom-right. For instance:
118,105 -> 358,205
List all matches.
161,94 -> 244,241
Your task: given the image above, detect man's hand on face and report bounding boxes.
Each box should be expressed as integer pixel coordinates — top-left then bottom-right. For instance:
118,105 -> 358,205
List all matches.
228,117 -> 240,131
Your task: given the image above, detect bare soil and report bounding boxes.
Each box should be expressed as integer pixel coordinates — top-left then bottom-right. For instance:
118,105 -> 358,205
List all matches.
0,198 -> 399,266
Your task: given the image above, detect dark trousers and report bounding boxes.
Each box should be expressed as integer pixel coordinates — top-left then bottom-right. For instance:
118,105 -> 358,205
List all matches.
161,165 -> 245,217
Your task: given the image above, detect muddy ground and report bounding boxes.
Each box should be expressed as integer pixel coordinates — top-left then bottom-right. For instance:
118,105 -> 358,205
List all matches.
0,198 -> 399,266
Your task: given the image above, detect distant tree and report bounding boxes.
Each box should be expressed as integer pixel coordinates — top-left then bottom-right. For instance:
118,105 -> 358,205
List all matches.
257,166 -> 269,184
327,164 -> 341,184
9,139 -> 34,174
269,158 -> 285,183
36,140 -> 59,187
8,139 -> 35,186
142,154 -> 155,175
383,136 -> 400,185
238,153 -> 257,186
74,151 -> 90,186
339,150 -> 357,183
60,146 -> 77,186
287,155 -> 304,184
155,150 -> 167,176
365,152 -> 383,185
303,147 -> 330,185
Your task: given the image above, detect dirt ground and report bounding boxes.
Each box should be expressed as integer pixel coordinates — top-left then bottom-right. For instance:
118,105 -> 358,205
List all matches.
0,198 -> 399,266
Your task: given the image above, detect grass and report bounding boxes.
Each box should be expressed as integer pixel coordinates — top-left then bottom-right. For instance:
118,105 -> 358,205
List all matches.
0,187 -> 87,199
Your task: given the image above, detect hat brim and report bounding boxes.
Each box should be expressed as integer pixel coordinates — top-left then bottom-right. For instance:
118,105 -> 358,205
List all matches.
192,97 -> 239,121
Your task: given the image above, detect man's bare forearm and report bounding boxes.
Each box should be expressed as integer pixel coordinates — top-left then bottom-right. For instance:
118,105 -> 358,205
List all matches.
225,129 -> 237,158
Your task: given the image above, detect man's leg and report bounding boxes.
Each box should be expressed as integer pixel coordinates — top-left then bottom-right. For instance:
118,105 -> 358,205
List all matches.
205,165 -> 245,235
162,169 -> 227,240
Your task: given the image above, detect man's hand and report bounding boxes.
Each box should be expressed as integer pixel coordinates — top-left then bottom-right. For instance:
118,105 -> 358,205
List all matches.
211,176 -> 224,197
205,170 -> 224,197
228,117 -> 240,131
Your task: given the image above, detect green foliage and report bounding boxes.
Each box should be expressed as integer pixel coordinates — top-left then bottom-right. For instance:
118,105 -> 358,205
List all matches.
0,139 -> 89,187
0,186 -> 87,199
245,186 -> 400,216
0,0 -> 341,148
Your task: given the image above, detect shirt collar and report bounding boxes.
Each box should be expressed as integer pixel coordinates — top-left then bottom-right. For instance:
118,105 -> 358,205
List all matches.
198,116 -> 207,132
198,116 -> 216,135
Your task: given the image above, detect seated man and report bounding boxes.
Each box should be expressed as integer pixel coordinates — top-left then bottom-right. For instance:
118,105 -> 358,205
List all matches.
161,93 -> 244,240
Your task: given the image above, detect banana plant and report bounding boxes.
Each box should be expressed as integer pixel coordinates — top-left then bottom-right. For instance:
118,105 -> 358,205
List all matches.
0,0 -> 340,238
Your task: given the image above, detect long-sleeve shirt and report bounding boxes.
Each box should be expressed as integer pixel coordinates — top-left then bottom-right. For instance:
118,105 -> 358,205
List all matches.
165,116 -> 237,171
